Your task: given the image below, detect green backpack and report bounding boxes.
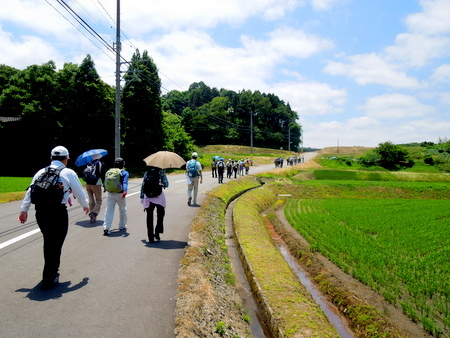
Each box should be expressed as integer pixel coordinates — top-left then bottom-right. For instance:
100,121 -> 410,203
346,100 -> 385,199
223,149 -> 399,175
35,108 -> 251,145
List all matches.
104,168 -> 123,193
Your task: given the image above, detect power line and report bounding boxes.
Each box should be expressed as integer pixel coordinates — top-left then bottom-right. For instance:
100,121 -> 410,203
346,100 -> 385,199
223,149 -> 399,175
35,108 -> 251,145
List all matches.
56,0 -> 115,54
45,0 -> 115,63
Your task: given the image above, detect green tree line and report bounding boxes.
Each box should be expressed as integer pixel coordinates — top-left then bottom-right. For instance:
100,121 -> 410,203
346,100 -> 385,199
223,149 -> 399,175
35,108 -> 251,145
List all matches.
0,53 -> 301,176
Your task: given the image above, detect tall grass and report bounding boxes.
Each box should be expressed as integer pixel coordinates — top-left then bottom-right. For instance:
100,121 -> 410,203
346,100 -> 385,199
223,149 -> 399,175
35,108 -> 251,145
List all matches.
285,198 -> 450,337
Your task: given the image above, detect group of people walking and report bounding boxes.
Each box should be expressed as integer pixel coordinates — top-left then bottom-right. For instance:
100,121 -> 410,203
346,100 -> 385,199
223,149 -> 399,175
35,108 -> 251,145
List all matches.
211,158 -> 251,183
17,146 -> 203,291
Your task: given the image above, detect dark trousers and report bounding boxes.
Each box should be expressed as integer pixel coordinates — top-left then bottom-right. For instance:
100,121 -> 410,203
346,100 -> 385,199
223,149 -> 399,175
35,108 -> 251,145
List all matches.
212,167 -> 217,178
146,203 -> 165,240
35,205 -> 68,283
217,169 -> 224,183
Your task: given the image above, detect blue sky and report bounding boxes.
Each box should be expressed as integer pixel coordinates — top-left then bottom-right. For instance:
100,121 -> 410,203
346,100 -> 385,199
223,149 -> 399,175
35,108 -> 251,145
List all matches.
1,0 -> 450,149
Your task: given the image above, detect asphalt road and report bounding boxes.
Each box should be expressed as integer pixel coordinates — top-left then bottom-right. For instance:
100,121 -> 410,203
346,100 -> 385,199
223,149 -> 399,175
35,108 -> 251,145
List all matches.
0,154 -> 317,338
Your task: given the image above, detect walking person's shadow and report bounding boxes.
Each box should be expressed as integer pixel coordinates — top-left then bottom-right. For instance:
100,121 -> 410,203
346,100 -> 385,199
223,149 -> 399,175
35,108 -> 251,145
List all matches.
15,277 -> 89,301
141,239 -> 187,250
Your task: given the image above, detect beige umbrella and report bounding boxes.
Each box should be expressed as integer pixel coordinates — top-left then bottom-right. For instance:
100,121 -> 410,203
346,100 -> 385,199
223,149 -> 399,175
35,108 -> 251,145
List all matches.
143,151 -> 186,169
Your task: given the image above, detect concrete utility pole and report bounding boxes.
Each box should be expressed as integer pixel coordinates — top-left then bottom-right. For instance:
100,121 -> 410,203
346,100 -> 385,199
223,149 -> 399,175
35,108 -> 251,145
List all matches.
114,0 -> 121,159
250,110 -> 253,154
288,125 -> 291,152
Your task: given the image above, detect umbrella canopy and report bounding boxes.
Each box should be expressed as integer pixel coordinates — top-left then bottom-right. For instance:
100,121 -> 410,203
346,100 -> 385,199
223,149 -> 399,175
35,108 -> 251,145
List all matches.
212,155 -> 224,161
75,149 -> 108,167
143,151 -> 186,169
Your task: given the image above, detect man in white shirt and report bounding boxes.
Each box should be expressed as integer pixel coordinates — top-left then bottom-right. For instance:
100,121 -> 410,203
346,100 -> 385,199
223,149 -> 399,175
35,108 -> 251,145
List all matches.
18,145 -> 89,290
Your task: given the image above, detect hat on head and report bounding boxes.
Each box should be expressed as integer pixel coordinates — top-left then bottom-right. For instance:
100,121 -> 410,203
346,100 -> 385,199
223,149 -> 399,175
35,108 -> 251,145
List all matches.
192,152 -> 198,158
114,157 -> 125,168
51,146 -> 69,158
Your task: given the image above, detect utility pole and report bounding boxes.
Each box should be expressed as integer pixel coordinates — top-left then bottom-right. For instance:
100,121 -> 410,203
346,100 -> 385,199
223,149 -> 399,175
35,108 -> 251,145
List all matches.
288,125 -> 291,152
114,0 -> 121,158
250,110 -> 253,154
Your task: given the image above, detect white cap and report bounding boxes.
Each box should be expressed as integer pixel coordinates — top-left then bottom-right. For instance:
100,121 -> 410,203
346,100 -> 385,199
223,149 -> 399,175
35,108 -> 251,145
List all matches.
51,146 -> 69,158
192,152 -> 198,158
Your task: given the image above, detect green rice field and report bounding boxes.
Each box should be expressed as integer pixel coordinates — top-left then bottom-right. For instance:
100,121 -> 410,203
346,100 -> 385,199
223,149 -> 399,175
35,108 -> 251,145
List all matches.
0,177 -> 32,193
285,198 -> 450,337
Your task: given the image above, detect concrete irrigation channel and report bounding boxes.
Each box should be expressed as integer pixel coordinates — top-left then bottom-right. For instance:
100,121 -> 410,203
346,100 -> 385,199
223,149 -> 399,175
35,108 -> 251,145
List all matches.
229,182 -> 352,337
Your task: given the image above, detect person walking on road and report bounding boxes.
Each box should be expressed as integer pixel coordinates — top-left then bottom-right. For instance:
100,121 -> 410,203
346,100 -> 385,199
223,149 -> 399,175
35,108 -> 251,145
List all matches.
18,146 -> 89,290
186,152 -> 203,206
217,158 -> 225,183
83,154 -> 106,223
226,159 -> 233,179
140,166 -> 169,243
211,159 -> 217,178
102,157 -> 129,235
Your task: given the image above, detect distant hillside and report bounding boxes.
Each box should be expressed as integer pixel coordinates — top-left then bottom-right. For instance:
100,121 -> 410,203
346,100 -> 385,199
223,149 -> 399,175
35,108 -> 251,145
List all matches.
199,145 -> 298,157
319,146 -> 374,156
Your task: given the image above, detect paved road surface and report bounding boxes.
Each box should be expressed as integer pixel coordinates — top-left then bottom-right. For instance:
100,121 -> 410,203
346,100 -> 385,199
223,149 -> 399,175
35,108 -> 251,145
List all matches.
0,154 -> 317,337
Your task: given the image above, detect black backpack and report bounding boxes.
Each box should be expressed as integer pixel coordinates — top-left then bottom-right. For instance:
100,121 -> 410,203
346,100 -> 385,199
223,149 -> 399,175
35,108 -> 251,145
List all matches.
143,168 -> 163,198
30,166 -> 65,207
83,161 -> 99,185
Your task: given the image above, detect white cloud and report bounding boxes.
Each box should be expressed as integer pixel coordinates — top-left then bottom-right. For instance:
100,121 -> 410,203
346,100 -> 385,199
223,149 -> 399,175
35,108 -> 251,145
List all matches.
438,92 -> 450,112
324,54 -> 421,89
0,1 -> 80,41
0,27 -> 61,68
116,0 -> 305,34
385,33 -> 450,67
405,0 -> 450,35
311,0 -> 342,11
265,27 -> 333,58
431,64 -> 450,83
123,26 -> 334,95
271,81 -> 346,116
385,0 -> 450,67
360,93 -> 436,119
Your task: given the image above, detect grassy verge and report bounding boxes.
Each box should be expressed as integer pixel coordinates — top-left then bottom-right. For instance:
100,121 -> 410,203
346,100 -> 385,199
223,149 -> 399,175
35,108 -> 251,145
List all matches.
175,176 -> 261,337
233,185 -> 339,337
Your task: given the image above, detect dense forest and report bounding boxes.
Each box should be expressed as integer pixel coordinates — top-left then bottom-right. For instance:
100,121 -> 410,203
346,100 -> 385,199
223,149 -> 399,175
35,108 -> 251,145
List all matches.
0,52 -> 301,176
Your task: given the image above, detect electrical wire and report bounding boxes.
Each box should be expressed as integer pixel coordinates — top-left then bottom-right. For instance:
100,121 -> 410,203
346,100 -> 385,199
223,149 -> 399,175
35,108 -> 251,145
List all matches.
44,1 -> 295,139
44,0 -> 115,63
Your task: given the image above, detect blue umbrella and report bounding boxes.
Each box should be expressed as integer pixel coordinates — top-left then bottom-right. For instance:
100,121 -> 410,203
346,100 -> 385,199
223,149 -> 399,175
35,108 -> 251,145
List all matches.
75,149 -> 108,167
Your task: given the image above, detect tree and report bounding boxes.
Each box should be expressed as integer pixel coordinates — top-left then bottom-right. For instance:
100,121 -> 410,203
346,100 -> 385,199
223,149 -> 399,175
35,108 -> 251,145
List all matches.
122,50 -> 164,168
0,61 -> 63,175
161,90 -> 188,116
375,141 -> 411,170
162,111 -> 195,159
0,64 -> 19,95
65,55 -> 115,159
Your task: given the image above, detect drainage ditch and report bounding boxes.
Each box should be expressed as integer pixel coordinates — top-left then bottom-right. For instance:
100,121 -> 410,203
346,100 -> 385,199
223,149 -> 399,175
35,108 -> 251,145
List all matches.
226,198 -> 354,337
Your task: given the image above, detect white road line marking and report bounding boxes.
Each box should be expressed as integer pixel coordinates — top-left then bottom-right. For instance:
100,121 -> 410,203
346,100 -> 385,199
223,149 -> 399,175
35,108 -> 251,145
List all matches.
0,228 -> 41,250
127,191 -> 140,197
1,190 -> 142,250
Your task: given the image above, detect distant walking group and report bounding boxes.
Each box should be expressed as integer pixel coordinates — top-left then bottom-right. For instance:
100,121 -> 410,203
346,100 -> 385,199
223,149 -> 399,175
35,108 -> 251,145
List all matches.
211,158 -> 251,182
